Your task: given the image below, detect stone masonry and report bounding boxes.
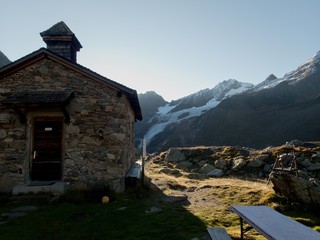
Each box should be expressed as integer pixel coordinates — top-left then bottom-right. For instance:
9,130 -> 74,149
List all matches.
0,57 -> 137,193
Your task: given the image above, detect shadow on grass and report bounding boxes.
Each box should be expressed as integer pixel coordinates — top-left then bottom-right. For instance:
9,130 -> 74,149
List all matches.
0,178 -> 211,240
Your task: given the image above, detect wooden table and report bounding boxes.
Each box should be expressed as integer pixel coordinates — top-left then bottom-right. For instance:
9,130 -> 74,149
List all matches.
229,205 -> 320,240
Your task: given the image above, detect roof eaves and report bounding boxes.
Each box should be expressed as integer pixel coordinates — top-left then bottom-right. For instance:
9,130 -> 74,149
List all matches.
0,48 -> 47,78
0,48 -> 142,121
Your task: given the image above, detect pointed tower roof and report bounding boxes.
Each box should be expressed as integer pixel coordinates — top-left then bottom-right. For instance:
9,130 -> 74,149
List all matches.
40,21 -> 82,62
41,21 -> 74,36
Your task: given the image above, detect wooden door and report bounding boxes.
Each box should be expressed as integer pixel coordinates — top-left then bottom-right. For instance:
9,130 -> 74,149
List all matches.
31,117 -> 63,181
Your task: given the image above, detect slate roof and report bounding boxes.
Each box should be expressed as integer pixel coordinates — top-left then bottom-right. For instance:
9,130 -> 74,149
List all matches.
2,90 -> 74,105
40,21 -> 75,36
0,50 -> 11,68
0,48 -> 142,121
40,21 -> 82,50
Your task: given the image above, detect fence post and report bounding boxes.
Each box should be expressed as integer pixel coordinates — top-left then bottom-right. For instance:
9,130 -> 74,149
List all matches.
141,137 -> 146,183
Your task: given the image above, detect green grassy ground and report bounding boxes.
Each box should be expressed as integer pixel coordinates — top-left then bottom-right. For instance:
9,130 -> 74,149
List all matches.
0,194 -> 207,240
0,181 -> 319,240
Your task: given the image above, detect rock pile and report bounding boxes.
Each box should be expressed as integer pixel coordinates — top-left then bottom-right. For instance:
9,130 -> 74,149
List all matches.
148,141 -> 320,205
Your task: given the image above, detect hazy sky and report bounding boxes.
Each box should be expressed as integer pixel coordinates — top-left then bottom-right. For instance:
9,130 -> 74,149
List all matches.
1,0 -> 320,101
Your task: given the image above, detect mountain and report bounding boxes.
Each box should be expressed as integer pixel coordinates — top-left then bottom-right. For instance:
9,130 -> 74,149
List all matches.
135,91 -> 167,146
137,51 -> 320,152
136,79 -> 254,147
252,51 -> 320,92
0,51 -> 11,68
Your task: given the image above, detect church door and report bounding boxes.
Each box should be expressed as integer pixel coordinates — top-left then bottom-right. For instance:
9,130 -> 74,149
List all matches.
30,117 -> 63,181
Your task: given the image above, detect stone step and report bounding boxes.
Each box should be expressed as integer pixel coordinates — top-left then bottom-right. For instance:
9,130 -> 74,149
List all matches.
12,181 -> 65,195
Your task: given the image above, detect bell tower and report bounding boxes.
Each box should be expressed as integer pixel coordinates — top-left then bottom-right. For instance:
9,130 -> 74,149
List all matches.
40,21 -> 82,63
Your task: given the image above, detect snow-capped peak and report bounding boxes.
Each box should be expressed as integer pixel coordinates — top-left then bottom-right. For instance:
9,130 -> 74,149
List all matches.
282,51 -> 320,83
173,79 -> 253,106
253,51 -> 320,92
144,79 -> 253,144
213,79 -> 253,100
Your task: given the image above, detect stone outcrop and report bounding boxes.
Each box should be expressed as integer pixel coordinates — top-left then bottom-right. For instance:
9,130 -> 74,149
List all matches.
270,172 -> 320,205
148,141 -> 320,205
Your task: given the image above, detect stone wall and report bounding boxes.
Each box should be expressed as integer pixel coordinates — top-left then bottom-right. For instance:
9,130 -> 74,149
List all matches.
0,110 -> 25,192
0,58 -> 136,192
151,142 -> 320,182
148,142 -> 320,205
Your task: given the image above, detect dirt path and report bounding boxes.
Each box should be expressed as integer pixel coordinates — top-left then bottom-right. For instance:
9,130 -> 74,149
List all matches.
144,158 -> 273,210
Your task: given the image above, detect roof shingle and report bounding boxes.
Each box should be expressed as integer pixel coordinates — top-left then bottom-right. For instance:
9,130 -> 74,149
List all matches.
2,90 -> 74,105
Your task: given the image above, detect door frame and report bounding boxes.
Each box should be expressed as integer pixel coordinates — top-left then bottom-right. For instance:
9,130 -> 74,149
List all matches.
28,113 -> 65,182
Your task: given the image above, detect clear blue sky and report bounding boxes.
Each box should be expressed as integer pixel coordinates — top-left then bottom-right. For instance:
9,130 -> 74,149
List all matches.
1,0 -> 320,101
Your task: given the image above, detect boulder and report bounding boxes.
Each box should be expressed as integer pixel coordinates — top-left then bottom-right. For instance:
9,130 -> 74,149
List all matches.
311,153 -> 320,161
296,156 -> 305,164
278,153 -> 293,164
297,170 -> 309,179
232,158 -> 246,171
197,160 -> 207,168
255,154 -> 270,163
307,163 -> 320,171
300,159 -> 312,168
263,163 -> 272,173
176,161 -> 193,170
165,148 -> 186,163
287,139 -> 305,146
199,164 -> 215,175
207,169 -> 224,178
214,159 -> 227,169
247,157 -> 264,168
185,173 -> 206,180
270,172 -> 320,205
161,194 -> 188,204
159,168 -> 182,177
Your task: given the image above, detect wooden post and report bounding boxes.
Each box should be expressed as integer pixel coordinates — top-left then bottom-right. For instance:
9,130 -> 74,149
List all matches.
141,137 -> 146,183
142,137 -> 146,159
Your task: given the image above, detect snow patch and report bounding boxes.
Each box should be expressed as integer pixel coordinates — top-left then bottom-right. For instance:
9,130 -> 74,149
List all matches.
144,79 -> 253,145
252,51 -> 320,92
145,98 -> 220,144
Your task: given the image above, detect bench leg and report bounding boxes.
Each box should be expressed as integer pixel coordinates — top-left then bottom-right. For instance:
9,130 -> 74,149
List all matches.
240,218 -> 244,240
207,227 -> 232,240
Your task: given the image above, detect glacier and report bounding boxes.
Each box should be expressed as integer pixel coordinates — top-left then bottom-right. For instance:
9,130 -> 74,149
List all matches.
144,79 -> 253,144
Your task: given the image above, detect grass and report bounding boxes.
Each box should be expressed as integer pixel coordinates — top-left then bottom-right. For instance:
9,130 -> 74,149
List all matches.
0,196 -> 206,240
145,159 -> 320,239
0,174 -> 319,239
152,176 -> 278,239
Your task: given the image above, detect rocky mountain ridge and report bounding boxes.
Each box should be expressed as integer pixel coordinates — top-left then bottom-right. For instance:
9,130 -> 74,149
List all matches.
137,51 -> 320,152
136,79 -> 254,146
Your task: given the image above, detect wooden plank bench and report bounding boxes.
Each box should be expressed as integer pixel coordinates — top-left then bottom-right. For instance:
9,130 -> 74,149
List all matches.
207,228 -> 232,240
229,205 -> 320,240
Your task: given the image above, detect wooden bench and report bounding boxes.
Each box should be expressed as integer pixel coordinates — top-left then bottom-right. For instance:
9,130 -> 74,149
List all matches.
207,228 -> 232,240
229,205 -> 320,240
125,160 -> 142,186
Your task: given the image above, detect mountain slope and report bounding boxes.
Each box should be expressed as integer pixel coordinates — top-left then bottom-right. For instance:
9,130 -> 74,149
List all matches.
145,51 -> 320,152
0,51 -> 11,68
137,79 -> 254,146
135,91 -> 167,146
